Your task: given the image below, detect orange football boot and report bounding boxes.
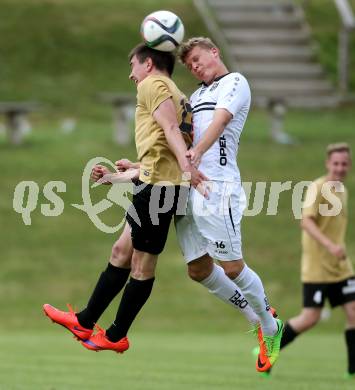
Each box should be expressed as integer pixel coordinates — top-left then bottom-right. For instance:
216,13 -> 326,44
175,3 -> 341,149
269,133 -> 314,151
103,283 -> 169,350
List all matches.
43,303 -> 93,341
255,307 -> 278,372
81,325 -> 129,353
256,318 -> 284,372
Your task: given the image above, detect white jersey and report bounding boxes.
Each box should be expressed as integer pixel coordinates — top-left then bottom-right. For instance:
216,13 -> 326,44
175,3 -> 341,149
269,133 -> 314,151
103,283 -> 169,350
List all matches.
190,72 -> 251,181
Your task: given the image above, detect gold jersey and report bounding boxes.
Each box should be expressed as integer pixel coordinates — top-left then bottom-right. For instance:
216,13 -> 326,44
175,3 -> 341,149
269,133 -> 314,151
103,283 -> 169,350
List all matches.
301,176 -> 354,283
135,74 -> 192,185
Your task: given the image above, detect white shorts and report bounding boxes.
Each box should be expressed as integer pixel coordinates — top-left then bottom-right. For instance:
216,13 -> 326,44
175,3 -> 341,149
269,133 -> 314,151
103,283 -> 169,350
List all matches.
175,181 -> 246,263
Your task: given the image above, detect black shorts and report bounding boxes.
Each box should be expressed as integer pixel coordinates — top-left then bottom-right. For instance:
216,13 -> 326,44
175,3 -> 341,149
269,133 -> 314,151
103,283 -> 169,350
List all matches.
303,277 -> 355,308
126,180 -> 188,255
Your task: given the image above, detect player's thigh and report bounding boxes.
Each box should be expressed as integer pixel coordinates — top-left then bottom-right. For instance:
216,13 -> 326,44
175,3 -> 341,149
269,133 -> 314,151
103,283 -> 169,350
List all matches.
174,209 -> 209,264
303,283 -> 327,308
328,277 -> 355,309
127,181 -> 175,255
191,183 -> 243,261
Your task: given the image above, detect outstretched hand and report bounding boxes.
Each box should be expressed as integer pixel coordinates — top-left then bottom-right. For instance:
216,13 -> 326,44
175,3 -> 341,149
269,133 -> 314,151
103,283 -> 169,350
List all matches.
91,163 -> 139,185
96,168 -> 139,185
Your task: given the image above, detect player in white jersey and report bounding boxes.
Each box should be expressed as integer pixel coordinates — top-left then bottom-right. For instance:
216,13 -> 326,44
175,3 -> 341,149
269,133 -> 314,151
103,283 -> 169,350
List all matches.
190,74 -> 249,182
177,37 -> 284,372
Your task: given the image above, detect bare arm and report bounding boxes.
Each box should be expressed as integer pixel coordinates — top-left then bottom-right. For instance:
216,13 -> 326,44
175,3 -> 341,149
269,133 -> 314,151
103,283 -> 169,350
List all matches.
153,98 -> 192,172
92,164 -> 139,185
301,216 -> 346,259
187,108 -> 232,167
153,98 -> 208,191
91,159 -> 140,185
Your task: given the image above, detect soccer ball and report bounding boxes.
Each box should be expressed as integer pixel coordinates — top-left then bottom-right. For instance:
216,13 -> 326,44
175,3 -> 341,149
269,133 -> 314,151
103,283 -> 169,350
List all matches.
141,10 -> 185,52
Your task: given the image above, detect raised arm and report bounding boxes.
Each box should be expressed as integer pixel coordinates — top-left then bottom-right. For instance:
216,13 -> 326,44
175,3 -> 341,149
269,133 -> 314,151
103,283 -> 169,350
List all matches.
187,74 -> 250,167
153,97 -> 208,190
186,108 -> 232,167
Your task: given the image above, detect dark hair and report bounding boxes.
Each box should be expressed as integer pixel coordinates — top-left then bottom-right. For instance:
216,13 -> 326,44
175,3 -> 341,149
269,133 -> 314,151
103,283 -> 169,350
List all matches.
129,43 -> 175,76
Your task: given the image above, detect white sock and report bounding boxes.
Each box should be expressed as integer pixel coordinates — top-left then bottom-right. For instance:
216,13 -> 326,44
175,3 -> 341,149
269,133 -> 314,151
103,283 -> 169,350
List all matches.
200,263 -> 259,325
233,264 -> 277,336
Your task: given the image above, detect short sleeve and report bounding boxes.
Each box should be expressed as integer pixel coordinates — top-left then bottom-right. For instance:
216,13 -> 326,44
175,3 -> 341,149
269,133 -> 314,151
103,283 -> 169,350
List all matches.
215,74 -> 251,117
302,181 -> 322,218
137,78 -> 172,114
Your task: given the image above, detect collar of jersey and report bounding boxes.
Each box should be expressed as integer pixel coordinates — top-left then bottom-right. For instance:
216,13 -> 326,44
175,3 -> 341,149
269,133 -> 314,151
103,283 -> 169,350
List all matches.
199,72 -> 230,86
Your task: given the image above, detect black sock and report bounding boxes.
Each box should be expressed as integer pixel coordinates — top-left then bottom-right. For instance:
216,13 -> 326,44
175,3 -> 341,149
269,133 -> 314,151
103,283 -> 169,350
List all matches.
76,263 -> 130,329
345,328 -> 355,374
280,322 -> 299,349
106,277 -> 155,342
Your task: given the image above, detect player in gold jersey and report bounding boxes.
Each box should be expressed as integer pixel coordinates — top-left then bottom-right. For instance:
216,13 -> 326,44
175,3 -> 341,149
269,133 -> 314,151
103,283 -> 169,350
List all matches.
270,143 -> 355,378
43,43 -> 207,353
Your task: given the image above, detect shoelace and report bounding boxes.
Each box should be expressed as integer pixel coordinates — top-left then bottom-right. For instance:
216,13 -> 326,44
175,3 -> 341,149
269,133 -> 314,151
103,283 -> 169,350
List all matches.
248,324 -> 260,337
92,323 -> 107,339
66,303 -> 76,314
262,336 -> 274,357
249,324 -> 265,346
92,324 -> 128,345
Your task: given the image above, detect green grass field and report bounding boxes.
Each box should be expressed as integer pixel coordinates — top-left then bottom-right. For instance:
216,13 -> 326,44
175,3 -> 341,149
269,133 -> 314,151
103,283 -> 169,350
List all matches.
1,109 -> 354,331
1,331 -> 353,390
1,1 -> 355,389
1,108 -> 354,389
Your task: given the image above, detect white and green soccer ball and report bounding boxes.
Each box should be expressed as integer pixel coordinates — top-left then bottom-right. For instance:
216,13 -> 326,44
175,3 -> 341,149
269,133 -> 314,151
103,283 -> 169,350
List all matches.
141,10 -> 185,52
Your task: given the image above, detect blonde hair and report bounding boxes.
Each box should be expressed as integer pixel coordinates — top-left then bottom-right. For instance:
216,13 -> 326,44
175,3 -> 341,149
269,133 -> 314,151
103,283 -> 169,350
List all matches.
326,142 -> 352,158
178,37 -> 217,64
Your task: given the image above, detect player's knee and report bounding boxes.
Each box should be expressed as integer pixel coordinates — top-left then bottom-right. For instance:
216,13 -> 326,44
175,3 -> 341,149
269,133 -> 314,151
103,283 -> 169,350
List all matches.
223,265 -> 243,280
188,266 -> 210,282
110,242 -> 131,268
219,260 -> 244,280
223,269 -> 238,280
305,318 -> 319,330
302,312 -> 321,329
187,256 -> 214,282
